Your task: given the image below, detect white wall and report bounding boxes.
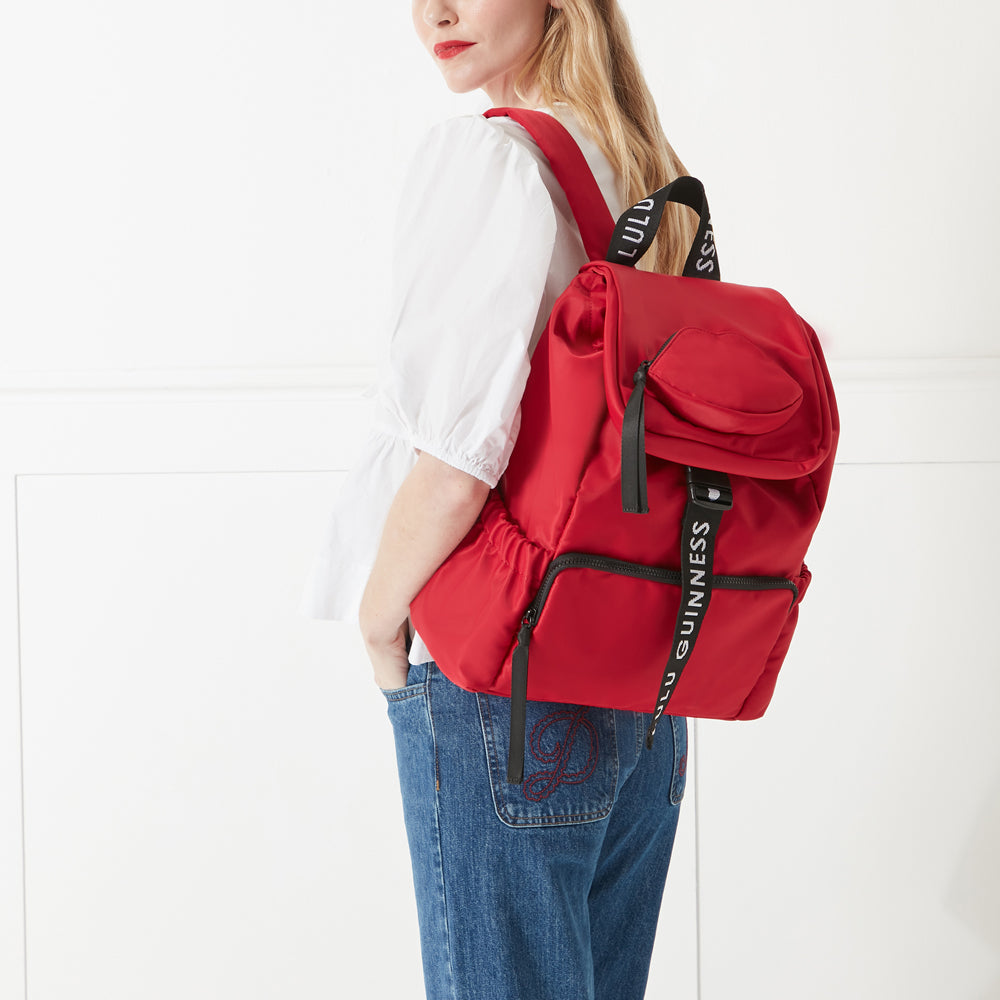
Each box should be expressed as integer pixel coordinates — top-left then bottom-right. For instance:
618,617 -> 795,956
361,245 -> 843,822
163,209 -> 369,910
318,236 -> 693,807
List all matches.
1,2 -> 997,998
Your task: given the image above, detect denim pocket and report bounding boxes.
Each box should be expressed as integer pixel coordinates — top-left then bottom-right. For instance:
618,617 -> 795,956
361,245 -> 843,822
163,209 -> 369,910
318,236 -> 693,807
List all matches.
381,661 -> 430,703
477,694 -> 619,828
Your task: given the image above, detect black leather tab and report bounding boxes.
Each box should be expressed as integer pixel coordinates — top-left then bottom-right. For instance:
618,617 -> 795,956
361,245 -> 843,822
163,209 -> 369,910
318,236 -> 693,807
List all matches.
687,466 -> 734,511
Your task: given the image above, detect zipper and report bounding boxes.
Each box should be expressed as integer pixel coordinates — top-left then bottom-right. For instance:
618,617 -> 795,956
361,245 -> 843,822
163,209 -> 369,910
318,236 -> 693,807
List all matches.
505,549 -> 797,785
622,333 -> 679,515
626,332 -> 676,410
645,332 -> 677,367
630,331 -> 677,388
516,551 -> 799,639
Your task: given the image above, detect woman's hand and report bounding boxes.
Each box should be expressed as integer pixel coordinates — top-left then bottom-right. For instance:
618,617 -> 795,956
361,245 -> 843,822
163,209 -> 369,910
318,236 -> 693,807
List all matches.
358,452 -> 490,691
363,620 -> 411,691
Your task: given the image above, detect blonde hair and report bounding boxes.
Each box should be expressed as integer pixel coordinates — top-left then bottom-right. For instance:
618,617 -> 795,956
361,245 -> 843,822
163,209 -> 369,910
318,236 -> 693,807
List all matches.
518,0 -> 697,275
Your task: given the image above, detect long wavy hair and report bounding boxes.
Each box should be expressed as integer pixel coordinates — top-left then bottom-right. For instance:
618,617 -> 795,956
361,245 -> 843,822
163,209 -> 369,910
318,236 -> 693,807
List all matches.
517,0 -> 696,275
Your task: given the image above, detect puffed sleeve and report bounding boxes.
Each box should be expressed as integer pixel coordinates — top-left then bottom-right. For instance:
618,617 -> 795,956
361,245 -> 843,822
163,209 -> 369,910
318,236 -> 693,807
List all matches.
374,114 -> 559,488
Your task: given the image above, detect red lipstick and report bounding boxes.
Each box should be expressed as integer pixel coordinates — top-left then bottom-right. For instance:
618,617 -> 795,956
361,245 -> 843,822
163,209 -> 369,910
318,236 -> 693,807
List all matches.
434,41 -> 475,59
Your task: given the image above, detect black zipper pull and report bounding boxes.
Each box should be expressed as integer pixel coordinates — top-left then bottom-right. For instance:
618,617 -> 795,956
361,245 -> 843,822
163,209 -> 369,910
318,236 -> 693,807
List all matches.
507,609 -> 536,784
622,361 -> 651,514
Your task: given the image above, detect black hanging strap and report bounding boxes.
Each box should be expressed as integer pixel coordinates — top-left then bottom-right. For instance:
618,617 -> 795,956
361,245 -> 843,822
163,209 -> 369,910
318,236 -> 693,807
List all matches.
620,333 -> 679,515
621,361 -> 651,513
645,467 -> 732,749
506,613 -> 535,784
606,175 -> 720,279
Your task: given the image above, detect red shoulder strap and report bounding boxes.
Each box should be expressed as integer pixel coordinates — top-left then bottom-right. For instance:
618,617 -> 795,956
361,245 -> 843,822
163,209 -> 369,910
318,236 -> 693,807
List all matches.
484,107 -> 615,261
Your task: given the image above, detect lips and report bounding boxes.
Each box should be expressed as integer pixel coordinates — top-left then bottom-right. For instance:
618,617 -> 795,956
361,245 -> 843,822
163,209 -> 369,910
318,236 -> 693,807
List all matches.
434,41 -> 475,60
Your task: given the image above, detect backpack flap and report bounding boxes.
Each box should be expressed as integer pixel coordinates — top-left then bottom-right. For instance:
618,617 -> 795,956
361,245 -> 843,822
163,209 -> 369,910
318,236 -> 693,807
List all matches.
599,261 -> 838,482
597,175 -> 836,485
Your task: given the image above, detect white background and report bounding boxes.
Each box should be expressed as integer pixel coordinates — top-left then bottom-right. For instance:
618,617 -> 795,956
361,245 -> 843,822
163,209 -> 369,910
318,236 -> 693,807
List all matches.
1,1 -> 998,997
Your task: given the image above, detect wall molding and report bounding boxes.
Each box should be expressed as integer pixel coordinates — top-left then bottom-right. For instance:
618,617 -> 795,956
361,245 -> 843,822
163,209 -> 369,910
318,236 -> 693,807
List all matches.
0,365 -> 378,403
0,358 -> 996,466
829,357 -> 1000,389
0,357 -> 997,401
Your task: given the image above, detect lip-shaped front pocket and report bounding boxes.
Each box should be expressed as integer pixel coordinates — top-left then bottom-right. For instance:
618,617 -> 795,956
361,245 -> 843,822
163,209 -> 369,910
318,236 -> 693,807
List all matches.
599,264 -> 836,479
647,327 -> 803,435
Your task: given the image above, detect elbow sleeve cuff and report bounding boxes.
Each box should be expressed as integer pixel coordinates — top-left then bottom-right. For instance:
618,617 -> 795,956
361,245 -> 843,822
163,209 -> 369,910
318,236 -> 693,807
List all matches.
410,435 -> 500,489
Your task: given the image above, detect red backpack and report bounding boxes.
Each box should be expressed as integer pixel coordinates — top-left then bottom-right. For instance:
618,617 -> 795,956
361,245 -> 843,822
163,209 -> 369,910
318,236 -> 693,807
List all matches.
411,109 -> 839,782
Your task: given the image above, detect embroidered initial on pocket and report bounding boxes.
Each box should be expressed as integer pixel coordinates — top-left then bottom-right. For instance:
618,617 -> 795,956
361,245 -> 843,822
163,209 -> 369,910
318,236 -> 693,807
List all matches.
477,694 -> 619,828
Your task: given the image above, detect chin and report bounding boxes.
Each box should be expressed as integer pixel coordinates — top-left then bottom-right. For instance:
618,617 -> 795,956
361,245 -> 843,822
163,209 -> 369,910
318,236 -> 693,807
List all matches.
437,71 -> 481,96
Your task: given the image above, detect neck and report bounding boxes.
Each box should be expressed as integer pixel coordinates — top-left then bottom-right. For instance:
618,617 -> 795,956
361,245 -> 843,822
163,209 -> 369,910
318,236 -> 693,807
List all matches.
483,76 -> 544,110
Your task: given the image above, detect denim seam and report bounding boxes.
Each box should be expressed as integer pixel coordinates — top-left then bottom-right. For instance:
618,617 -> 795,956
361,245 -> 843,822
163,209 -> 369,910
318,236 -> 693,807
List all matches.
383,684 -> 427,703
477,693 -> 504,818
669,715 -> 687,805
425,666 -> 456,997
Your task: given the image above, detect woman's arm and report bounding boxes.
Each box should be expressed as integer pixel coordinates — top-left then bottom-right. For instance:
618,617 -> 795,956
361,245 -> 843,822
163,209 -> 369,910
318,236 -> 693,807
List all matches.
356,117 -> 557,689
359,452 -> 490,690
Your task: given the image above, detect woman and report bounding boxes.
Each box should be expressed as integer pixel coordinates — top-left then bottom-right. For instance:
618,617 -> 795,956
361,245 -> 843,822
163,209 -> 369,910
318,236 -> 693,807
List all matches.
301,2 -> 695,996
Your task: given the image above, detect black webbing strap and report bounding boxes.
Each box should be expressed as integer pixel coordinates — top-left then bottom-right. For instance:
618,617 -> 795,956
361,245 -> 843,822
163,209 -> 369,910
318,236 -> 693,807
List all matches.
616,176 -> 719,514
645,467 -> 732,749
606,175 -> 720,280
507,616 -> 535,783
621,361 -> 651,513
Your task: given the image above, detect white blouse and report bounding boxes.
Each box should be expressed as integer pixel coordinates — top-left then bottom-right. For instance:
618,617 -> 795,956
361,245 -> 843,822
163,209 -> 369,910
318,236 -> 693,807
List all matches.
298,105 -> 625,665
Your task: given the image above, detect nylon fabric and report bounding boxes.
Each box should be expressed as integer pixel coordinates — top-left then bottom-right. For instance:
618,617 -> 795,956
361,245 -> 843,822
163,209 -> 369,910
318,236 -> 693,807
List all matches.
410,109 -> 838,753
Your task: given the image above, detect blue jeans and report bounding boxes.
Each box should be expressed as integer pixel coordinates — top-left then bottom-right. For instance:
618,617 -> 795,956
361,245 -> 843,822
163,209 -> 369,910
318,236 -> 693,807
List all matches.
382,661 -> 687,1000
